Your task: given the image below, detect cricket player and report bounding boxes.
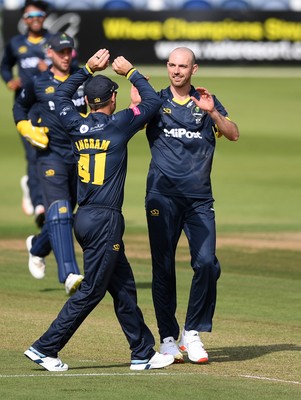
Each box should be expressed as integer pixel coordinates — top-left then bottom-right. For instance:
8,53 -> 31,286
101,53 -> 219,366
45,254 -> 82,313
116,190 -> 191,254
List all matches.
13,32 -> 84,295
23,48 -> 174,372
1,0 -> 51,225
144,47 -> 240,363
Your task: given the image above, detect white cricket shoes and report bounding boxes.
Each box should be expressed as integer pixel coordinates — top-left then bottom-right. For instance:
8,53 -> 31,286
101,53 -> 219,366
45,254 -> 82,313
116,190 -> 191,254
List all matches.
130,351 -> 174,370
160,336 -> 184,363
179,329 -> 208,363
26,235 -> 46,279
20,175 -> 34,216
65,273 -> 84,296
24,346 -> 68,372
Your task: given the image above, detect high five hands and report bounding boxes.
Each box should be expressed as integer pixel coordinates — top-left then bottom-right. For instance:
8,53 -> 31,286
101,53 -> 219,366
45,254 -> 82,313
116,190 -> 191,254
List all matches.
87,49 -> 110,73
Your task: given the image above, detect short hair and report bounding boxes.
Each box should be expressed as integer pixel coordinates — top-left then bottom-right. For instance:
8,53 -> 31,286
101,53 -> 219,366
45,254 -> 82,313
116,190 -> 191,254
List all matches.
22,0 -> 49,14
88,99 -> 111,111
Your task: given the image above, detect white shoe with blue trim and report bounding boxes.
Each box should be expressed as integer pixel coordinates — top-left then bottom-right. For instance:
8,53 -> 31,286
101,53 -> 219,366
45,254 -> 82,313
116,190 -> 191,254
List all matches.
24,346 -> 68,372
130,351 -> 174,370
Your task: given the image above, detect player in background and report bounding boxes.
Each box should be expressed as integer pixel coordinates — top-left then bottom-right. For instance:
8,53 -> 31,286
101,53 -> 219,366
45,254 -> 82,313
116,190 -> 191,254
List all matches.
23,48 -> 174,372
13,32 -> 84,296
143,47 -> 240,363
0,0 -> 52,227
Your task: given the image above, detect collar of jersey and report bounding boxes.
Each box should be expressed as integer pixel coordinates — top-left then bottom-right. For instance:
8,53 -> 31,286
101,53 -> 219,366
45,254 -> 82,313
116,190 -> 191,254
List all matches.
27,36 -> 43,44
172,97 -> 191,106
54,74 -> 70,82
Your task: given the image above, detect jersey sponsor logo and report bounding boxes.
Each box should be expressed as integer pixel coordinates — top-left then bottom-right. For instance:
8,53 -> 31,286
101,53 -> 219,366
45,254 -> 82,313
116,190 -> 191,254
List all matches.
60,106 -> 72,116
89,123 -> 105,132
79,124 -> 89,134
77,85 -> 84,97
74,138 -> 110,151
72,96 -> 85,107
20,56 -> 40,69
150,209 -> 159,216
113,244 -> 120,251
163,107 -> 172,114
164,128 -> 203,139
48,100 -> 55,111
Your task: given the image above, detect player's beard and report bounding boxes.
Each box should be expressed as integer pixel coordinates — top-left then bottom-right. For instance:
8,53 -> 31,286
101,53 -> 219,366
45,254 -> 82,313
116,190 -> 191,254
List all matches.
52,61 -> 71,76
58,64 -> 70,74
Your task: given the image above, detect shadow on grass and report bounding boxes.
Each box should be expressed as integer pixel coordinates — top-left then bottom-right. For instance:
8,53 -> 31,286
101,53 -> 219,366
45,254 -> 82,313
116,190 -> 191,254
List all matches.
40,288 -> 64,293
209,343 -> 301,362
69,363 -> 129,370
27,363 -> 130,373
39,282 -> 152,292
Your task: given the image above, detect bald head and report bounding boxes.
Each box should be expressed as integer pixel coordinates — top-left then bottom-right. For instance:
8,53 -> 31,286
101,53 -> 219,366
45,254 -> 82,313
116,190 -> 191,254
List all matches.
168,47 -> 196,66
166,47 -> 198,91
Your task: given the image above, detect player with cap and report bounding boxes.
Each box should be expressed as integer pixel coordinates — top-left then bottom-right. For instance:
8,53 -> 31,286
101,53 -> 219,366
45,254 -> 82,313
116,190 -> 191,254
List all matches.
23,48 -> 175,372
1,0 -> 52,226
13,32 -> 84,295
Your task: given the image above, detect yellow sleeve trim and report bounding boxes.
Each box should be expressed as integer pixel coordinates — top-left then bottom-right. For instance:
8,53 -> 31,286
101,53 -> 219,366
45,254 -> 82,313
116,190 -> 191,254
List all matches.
126,68 -> 136,79
85,63 -> 93,75
213,117 -> 231,138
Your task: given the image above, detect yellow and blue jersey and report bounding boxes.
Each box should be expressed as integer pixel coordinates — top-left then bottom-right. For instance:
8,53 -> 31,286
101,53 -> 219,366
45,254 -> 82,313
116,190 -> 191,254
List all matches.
13,67 -> 86,163
146,86 -> 228,200
1,31 -> 51,92
54,68 -> 163,210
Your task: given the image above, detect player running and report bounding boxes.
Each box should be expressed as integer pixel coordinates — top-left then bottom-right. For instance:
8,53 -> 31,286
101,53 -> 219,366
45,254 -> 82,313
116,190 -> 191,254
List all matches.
13,32 -> 84,295
1,0 -> 51,225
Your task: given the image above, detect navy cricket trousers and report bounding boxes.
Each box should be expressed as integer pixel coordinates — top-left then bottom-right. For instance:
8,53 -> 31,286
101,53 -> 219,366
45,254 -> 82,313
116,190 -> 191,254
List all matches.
146,192 -> 221,342
32,206 -> 155,361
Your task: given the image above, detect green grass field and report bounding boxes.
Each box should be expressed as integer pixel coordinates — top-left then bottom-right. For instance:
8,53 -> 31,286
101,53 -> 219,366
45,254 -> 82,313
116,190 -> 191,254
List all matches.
0,67 -> 300,399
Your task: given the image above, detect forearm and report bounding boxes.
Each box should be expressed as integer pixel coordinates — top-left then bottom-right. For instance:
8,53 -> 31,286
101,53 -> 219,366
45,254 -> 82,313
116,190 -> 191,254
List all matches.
1,46 -> 16,83
13,95 -> 34,124
208,108 -> 239,141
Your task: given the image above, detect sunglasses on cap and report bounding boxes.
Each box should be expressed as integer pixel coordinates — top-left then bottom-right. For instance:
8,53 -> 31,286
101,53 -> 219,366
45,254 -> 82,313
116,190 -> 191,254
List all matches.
23,11 -> 46,19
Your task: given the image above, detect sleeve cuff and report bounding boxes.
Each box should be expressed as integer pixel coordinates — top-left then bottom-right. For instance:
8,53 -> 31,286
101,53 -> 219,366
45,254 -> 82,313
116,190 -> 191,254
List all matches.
126,68 -> 136,79
83,63 -> 93,75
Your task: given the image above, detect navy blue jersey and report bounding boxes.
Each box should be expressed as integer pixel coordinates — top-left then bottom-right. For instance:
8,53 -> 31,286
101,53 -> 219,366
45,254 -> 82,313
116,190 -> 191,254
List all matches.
1,31 -> 52,88
13,68 -> 86,163
146,86 -> 228,199
55,68 -> 163,210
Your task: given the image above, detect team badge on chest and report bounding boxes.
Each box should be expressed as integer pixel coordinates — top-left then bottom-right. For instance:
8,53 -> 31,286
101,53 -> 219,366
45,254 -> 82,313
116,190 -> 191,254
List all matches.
191,104 -> 205,124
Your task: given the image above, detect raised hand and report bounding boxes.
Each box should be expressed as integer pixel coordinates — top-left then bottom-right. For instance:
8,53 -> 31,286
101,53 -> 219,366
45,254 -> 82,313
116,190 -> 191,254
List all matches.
191,87 -> 214,113
112,56 -> 134,76
87,49 -> 110,72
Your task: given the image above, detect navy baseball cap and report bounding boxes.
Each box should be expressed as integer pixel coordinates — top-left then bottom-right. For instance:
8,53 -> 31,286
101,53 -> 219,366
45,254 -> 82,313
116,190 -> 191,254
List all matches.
48,32 -> 74,51
85,75 -> 119,105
